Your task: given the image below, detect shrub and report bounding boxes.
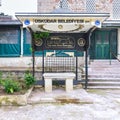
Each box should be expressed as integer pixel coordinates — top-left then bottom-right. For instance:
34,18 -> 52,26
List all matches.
0,72 -> 3,83
0,72 -> 2,79
24,72 -> 35,88
2,79 -> 21,94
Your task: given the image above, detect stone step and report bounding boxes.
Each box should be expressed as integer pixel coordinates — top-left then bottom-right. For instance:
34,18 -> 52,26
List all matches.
88,65 -> 120,68
88,73 -> 120,75
86,60 -> 120,89
87,86 -> 120,89
90,62 -> 120,64
88,68 -> 120,71
82,79 -> 120,89
88,74 -> 120,77
88,81 -> 120,84
89,62 -> 120,65
90,60 -> 119,63
89,60 -> 120,67
87,82 -> 120,86
81,80 -> 120,84
88,78 -> 120,81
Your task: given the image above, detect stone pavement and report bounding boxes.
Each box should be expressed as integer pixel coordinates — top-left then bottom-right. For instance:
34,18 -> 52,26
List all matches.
0,87 -> 120,120
28,86 -> 93,104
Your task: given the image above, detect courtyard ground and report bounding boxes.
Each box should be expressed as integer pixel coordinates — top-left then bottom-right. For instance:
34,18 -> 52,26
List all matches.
0,88 -> 120,120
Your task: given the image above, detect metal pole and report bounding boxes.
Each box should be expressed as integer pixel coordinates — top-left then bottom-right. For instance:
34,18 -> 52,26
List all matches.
76,51 -> 78,81
41,49 -> 44,86
42,50 -> 44,78
31,32 -> 35,78
28,28 -> 35,77
109,31 -> 111,65
85,49 -> 88,89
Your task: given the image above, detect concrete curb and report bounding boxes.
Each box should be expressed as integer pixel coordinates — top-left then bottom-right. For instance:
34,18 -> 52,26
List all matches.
0,87 -> 33,106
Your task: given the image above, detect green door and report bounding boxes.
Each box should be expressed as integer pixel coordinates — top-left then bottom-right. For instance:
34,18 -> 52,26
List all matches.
95,31 -> 110,59
90,29 -> 117,59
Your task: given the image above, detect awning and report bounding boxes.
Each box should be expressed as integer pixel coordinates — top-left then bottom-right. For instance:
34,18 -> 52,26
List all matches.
15,13 -> 109,33
103,20 -> 120,27
0,20 -> 22,26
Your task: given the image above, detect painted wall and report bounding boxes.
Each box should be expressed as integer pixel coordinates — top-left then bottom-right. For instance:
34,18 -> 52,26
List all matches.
0,57 -> 42,68
0,57 -> 84,68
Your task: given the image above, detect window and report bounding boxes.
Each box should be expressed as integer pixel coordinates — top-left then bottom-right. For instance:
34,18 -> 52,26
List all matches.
113,0 -> 120,19
0,28 -> 19,44
0,27 -> 20,57
86,0 -> 96,13
25,30 -> 31,44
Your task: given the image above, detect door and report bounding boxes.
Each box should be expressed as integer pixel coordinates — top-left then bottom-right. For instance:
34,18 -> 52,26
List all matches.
90,29 -> 117,59
95,31 -> 109,59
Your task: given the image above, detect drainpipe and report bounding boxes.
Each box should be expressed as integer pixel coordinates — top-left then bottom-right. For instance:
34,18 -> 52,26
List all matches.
20,26 -> 23,57
31,32 -> 35,78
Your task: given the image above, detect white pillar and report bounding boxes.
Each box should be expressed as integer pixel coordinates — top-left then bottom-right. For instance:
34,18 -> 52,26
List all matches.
44,78 -> 52,92
117,29 -> 120,59
20,27 -> 24,57
65,79 -> 73,92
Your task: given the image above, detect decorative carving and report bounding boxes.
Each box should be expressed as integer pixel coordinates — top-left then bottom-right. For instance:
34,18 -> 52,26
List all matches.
78,38 -> 86,47
46,36 -> 75,49
35,38 -> 43,46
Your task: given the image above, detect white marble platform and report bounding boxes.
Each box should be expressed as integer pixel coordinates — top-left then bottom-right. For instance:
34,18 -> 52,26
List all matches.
43,73 -> 75,92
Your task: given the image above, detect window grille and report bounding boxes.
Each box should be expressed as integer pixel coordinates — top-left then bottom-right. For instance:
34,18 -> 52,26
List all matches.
44,56 -> 76,73
59,0 -> 69,9
113,0 -> 120,19
86,0 -> 96,13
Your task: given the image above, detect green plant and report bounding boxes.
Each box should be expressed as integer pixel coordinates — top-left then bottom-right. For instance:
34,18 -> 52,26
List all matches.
24,72 -> 35,88
33,32 -> 49,39
2,79 -> 21,94
0,72 -> 2,79
0,72 -> 3,85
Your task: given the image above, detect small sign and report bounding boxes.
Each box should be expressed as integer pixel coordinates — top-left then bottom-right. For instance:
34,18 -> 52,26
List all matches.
24,19 -> 30,25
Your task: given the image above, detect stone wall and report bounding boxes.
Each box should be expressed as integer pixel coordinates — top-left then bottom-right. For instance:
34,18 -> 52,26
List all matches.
37,0 -> 59,13
37,0 -> 114,19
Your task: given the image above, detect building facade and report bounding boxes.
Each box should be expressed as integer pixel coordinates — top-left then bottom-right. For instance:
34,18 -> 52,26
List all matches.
0,0 -> 120,69
37,0 -> 120,60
